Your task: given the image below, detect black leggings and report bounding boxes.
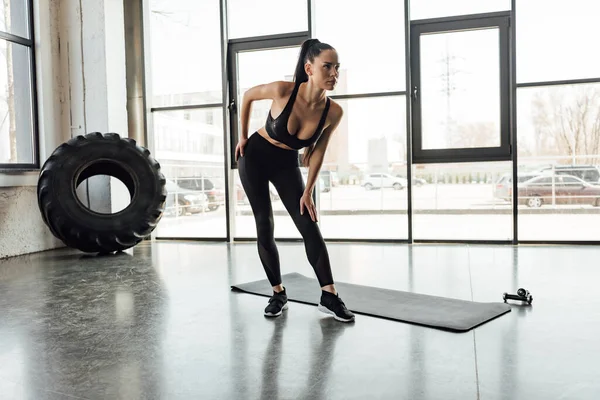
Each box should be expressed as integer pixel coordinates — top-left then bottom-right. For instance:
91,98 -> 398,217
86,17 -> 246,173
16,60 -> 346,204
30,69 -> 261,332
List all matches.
238,132 -> 334,288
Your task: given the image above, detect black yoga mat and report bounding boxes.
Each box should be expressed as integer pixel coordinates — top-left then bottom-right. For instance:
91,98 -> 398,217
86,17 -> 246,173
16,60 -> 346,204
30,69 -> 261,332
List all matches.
231,272 -> 511,332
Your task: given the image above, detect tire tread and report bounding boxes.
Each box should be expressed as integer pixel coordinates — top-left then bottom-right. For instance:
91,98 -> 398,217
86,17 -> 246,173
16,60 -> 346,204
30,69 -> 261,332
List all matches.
37,133 -> 165,253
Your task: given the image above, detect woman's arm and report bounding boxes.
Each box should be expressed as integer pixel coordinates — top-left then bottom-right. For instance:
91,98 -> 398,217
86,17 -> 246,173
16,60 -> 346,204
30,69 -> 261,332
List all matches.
303,103 -> 344,197
240,81 -> 288,140
300,101 -> 344,222
300,102 -> 343,222
236,81 -> 290,160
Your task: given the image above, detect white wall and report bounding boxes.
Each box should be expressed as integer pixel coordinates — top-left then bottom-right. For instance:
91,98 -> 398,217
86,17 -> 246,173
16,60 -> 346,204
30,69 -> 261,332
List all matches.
0,0 -> 128,259
0,187 -> 62,258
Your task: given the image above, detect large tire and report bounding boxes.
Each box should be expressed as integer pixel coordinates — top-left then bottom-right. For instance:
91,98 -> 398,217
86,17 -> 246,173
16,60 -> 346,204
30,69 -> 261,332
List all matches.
37,132 -> 167,253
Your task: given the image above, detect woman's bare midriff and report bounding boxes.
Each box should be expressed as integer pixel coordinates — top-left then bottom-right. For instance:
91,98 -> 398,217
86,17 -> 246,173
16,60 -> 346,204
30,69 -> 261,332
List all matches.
256,127 -> 296,151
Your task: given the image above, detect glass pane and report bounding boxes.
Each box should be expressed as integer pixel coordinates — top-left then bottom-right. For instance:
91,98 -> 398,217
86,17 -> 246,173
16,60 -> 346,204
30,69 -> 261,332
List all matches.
517,0 -> 600,83
227,0 -> 307,39
148,0 -> 222,107
236,47 -> 300,138
0,0 -> 29,39
235,96 -> 408,240
314,0 -> 405,94
152,108 -> 226,238
413,161 -> 513,240
410,0 -> 510,20
517,84 -> 600,241
234,47 -> 301,238
0,41 -> 33,164
420,28 -> 500,150
319,96 -> 408,239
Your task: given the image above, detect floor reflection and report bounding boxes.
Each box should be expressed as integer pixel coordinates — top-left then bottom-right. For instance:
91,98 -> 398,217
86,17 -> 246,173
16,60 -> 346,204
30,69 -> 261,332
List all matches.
0,242 -> 599,399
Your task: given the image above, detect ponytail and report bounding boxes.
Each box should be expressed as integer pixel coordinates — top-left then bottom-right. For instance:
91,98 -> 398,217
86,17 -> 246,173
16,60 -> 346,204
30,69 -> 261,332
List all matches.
293,38 -> 335,83
293,38 -> 336,166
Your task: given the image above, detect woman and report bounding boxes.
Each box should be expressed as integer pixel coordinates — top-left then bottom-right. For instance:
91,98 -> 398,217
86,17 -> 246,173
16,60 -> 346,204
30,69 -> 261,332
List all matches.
235,39 -> 355,323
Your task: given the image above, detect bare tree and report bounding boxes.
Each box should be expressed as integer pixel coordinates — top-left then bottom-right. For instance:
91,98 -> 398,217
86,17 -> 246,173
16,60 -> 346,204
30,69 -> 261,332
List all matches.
450,122 -> 497,149
530,92 -> 560,157
531,85 -> 600,164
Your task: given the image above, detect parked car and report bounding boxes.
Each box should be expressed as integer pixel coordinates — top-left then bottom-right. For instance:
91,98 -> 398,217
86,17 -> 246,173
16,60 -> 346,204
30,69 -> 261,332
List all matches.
362,173 -> 407,190
319,171 -> 339,192
395,174 -> 427,187
164,180 -> 209,217
414,177 -> 427,186
176,177 -> 225,211
517,174 -> 600,208
538,165 -> 600,184
493,172 -> 541,201
302,172 -> 328,193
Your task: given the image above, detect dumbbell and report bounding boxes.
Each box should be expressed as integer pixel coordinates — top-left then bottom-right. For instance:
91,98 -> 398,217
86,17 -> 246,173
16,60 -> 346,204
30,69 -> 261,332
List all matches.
503,288 -> 533,304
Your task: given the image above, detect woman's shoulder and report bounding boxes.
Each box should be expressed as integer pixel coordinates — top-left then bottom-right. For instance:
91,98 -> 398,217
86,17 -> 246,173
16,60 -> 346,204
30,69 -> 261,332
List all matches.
327,98 -> 344,121
245,81 -> 294,102
268,80 -> 296,98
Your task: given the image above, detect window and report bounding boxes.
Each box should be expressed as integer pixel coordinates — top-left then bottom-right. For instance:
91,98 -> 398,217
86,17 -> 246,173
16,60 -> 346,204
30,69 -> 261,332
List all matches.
151,108 -> 226,239
0,0 -> 37,169
517,83 -> 600,241
226,0 -> 307,39
517,0 -> 600,83
228,40 -> 306,169
317,96 -> 409,240
410,0 -> 510,20
560,176 -> 581,185
533,177 -> 553,185
413,161 -> 513,241
315,0 -> 405,94
147,0 -> 222,107
410,14 -> 511,163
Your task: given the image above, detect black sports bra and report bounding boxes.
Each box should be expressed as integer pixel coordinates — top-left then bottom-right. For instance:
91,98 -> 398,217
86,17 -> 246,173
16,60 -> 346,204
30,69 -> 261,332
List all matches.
265,81 -> 330,150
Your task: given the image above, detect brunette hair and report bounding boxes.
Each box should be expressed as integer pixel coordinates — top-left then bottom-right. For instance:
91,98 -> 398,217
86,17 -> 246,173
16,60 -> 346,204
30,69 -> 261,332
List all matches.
293,39 -> 335,166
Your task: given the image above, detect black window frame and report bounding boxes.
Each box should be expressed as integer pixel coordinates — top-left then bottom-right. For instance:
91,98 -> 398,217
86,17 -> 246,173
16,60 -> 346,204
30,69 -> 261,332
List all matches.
410,12 -> 512,164
227,31 -> 309,169
0,0 -> 39,171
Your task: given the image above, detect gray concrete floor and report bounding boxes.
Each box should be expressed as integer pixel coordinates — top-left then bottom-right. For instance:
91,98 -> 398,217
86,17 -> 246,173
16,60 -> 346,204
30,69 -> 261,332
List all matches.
0,241 -> 598,399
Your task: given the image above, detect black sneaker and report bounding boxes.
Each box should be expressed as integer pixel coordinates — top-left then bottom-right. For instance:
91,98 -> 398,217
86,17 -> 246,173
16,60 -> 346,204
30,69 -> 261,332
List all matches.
318,291 -> 355,322
264,289 -> 288,317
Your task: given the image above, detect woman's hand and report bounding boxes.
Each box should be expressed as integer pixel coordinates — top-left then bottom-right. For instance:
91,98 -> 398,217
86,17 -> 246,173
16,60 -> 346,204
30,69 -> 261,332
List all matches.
300,192 -> 317,222
235,137 -> 248,161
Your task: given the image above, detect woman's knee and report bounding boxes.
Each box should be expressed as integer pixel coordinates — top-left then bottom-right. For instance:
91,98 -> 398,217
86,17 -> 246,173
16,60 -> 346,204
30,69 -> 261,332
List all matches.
255,213 -> 275,238
295,216 -> 322,241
